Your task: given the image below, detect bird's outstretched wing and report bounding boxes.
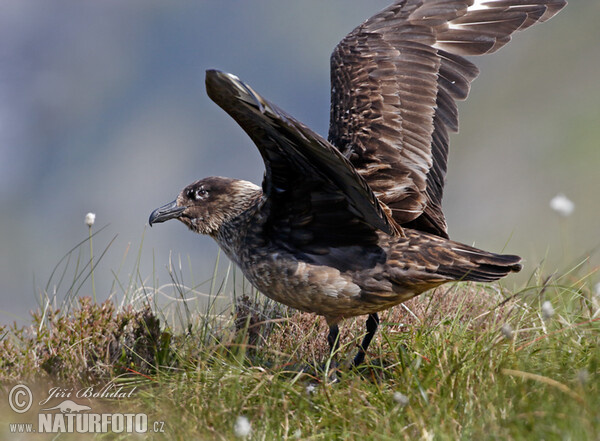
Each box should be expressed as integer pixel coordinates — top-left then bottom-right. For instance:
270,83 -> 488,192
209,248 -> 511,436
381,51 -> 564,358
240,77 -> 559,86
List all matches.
205,70 -> 401,254
329,0 -> 566,238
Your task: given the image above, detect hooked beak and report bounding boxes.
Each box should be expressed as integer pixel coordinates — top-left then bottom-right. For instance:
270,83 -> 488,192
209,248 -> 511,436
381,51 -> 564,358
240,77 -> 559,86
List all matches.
149,200 -> 186,226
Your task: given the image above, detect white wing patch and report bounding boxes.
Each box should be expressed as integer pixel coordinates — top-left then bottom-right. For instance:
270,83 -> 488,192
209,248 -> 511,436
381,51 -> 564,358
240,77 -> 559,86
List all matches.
468,0 -> 492,11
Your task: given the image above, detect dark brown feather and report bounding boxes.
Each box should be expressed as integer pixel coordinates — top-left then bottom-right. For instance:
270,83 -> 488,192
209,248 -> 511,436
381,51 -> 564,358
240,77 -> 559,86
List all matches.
328,0 -> 566,238
205,70 -> 402,252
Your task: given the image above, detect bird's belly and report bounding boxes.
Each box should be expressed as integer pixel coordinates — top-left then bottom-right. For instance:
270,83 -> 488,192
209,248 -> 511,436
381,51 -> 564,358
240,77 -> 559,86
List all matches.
237,251 -> 365,317
237,251 -> 417,319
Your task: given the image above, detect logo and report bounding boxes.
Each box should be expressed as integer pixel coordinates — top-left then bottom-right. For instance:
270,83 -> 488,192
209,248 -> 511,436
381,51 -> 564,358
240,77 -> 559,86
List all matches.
41,400 -> 91,414
8,385 -> 33,414
6,382 -> 165,435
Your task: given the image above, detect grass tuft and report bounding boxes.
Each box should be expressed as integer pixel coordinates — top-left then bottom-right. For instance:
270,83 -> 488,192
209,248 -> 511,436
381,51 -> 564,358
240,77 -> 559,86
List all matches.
0,298 -> 167,384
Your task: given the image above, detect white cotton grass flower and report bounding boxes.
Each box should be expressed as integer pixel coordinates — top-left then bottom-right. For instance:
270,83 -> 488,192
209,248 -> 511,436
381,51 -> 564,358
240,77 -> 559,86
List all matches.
85,212 -> 96,227
577,369 -> 590,386
393,391 -> 409,407
234,415 -> 251,438
577,368 -> 590,386
305,383 -> 317,395
549,193 -> 575,217
501,323 -> 514,340
541,300 -> 555,320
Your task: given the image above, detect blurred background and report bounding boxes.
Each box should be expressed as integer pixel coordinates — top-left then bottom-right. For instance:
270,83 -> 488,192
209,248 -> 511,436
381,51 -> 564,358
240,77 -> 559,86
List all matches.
1,0 -> 598,324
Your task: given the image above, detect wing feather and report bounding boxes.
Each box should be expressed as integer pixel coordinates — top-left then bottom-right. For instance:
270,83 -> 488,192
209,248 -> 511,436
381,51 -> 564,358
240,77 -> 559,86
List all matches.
328,0 -> 566,238
205,70 -> 402,252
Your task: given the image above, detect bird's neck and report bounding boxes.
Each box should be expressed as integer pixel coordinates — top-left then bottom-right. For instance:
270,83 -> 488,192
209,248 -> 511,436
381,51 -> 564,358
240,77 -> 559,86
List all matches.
211,188 -> 263,264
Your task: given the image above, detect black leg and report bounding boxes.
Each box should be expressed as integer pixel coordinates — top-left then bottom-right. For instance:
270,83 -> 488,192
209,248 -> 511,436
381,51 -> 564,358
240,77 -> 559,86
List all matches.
353,313 -> 379,366
327,324 -> 340,356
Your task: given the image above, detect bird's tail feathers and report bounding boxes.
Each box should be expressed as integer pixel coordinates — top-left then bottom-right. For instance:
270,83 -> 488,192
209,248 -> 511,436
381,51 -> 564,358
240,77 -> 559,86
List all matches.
439,245 -> 522,283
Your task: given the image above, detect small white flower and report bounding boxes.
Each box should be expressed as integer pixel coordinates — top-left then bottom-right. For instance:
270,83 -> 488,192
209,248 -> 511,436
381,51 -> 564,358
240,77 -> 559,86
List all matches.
393,391 -> 409,407
577,369 -> 589,385
593,282 -> 600,297
85,212 -> 96,227
234,416 -> 251,438
501,323 -> 514,340
305,384 -> 317,395
541,300 -> 555,320
550,193 -> 575,217
293,428 -> 302,439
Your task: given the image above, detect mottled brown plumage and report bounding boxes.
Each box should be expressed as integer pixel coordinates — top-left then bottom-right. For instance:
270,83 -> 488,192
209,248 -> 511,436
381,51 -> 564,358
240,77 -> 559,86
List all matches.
329,0 -> 566,238
149,0 -> 565,366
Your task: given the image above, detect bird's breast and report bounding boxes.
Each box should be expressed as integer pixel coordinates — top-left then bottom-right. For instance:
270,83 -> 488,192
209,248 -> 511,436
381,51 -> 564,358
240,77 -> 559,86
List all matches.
237,248 -> 364,317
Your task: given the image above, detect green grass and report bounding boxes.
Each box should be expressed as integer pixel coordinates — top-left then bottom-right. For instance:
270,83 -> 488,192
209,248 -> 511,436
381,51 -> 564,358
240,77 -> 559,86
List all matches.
0,231 -> 598,440
131,284 -> 599,441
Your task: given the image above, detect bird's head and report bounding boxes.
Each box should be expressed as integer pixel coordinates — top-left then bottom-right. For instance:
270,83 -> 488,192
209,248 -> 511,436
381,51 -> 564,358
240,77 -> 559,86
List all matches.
148,176 -> 261,236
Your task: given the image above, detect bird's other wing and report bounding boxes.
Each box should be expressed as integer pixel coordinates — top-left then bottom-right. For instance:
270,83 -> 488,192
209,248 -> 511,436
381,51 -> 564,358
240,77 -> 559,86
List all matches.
205,70 -> 402,254
329,0 -> 566,238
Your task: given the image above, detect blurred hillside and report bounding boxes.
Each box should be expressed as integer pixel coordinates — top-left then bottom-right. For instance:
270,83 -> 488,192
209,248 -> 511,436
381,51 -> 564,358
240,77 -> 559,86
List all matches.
1,1 -> 598,324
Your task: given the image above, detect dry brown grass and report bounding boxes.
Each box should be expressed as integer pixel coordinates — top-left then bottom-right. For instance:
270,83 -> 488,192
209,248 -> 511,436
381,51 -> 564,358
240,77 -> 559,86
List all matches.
0,297 -> 168,384
2,282 -> 560,390
257,282 -> 514,364
0,283 -> 516,385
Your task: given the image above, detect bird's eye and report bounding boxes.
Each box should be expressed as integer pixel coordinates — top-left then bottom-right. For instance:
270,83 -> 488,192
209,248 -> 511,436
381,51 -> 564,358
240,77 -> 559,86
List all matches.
194,188 -> 208,200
